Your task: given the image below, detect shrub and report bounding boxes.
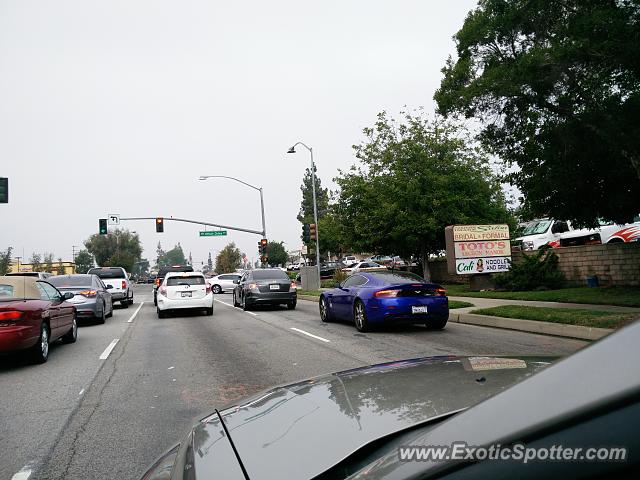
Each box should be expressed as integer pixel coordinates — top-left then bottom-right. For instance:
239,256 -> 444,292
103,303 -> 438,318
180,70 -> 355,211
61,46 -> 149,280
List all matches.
286,271 -> 297,280
493,248 -> 565,291
333,269 -> 348,285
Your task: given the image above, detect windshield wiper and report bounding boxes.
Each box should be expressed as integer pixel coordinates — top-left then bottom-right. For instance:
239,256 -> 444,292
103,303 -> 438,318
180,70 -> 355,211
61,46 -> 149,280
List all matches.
216,409 -> 251,480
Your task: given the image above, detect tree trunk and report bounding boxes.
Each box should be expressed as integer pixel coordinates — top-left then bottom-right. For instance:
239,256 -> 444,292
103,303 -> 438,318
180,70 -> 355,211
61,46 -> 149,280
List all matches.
420,244 -> 432,282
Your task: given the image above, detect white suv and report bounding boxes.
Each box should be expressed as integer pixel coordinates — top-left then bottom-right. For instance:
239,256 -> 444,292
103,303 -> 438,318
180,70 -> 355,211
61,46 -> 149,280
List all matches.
87,267 -> 134,307
157,272 -> 214,318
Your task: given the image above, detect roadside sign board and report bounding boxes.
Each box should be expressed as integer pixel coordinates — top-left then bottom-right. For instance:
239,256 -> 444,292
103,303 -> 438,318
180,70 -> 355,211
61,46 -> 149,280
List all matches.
0,177 -> 7,203
199,231 -> 227,237
446,224 -> 511,275
107,214 -> 120,226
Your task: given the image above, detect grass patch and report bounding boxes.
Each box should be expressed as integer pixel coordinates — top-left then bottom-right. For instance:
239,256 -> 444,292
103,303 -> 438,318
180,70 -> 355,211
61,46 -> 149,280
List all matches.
297,289 -> 321,297
449,300 -> 474,309
444,284 -> 640,308
470,305 -> 637,329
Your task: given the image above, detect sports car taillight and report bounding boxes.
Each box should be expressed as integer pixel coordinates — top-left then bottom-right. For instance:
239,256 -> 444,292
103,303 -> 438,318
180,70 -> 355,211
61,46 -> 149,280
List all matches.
374,289 -> 400,298
78,290 -> 98,297
0,310 -> 23,323
435,287 -> 446,296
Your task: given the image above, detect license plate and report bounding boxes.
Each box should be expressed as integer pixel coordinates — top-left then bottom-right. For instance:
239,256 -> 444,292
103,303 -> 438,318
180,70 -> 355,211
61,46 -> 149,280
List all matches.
269,284 -> 279,290
181,291 -> 192,297
412,306 -> 428,314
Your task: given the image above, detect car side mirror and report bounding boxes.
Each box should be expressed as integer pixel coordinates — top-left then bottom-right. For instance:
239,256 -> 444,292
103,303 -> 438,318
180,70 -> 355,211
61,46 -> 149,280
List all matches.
106,284 -> 113,289
63,292 -> 74,300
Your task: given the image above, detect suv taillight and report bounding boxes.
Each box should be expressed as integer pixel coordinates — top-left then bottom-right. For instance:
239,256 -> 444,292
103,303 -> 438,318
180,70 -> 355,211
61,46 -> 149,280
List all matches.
122,280 -> 127,290
155,278 -> 161,287
159,286 -> 167,296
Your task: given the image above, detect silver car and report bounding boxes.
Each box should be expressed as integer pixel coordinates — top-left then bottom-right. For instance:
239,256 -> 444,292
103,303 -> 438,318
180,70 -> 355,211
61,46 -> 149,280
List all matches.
207,273 -> 242,294
47,274 -> 114,323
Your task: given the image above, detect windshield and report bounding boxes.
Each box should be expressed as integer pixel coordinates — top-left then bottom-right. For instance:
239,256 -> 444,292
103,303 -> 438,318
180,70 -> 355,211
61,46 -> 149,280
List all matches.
2,3 -> 632,480
48,276 -> 92,288
521,220 -> 552,235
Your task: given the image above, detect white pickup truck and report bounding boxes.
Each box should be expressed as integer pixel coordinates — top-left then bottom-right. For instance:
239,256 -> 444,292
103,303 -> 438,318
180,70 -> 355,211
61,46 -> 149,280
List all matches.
516,217 -> 640,250
87,266 -> 134,307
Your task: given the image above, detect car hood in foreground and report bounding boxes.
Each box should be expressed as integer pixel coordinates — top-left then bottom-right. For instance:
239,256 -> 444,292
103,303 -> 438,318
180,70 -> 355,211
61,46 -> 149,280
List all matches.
153,356 -> 554,480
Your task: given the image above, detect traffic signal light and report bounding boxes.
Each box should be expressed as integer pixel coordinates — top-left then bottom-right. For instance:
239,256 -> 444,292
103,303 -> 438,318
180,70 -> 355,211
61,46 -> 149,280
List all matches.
260,255 -> 268,264
156,217 -> 164,233
260,238 -> 268,254
309,223 -> 317,241
99,218 -> 108,235
302,223 -> 310,243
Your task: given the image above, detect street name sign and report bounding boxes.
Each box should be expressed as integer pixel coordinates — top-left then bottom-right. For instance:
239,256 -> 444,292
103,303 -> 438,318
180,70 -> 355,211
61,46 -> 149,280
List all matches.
200,231 -> 227,237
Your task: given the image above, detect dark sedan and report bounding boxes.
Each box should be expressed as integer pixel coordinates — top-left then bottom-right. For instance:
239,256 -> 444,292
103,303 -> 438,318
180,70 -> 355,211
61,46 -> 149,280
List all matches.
141,321 -> 640,479
232,269 -> 297,310
319,271 -> 449,332
48,274 -> 114,323
0,276 -> 77,363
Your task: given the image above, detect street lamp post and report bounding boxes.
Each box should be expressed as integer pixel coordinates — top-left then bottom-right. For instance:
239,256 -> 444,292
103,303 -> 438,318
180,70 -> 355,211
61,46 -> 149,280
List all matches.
198,175 -> 266,238
287,142 -> 321,281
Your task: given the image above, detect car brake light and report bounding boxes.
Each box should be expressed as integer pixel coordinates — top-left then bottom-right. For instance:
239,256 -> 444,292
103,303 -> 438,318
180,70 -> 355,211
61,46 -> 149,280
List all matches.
435,287 -> 446,296
374,289 -> 399,298
290,281 -> 297,290
79,290 -> 98,297
155,278 -> 161,287
0,310 -> 23,321
159,287 -> 167,296
122,280 -> 127,290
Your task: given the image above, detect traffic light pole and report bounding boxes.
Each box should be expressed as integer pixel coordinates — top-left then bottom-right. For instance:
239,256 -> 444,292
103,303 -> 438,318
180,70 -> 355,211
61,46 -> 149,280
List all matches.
118,217 -> 264,236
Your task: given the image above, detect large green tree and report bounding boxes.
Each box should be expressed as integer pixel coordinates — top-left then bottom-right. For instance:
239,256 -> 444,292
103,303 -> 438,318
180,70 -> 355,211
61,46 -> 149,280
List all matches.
158,244 -> 187,266
335,110 -> 513,280
30,253 -> 42,272
74,249 -> 94,273
43,253 -> 54,273
265,241 -> 288,267
297,166 -> 330,224
215,242 -> 243,274
435,0 -> 640,226
0,247 -> 12,275
84,229 -> 143,272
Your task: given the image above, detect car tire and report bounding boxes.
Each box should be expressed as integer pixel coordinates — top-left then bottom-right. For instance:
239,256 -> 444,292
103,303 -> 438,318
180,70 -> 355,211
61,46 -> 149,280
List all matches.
205,307 -> 213,316
354,300 -> 370,332
121,299 -> 129,308
30,322 -> 50,364
287,301 -> 296,310
154,293 -> 157,306
233,292 -> 240,307
157,307 -> 166,319
242,295 -> 251,311
319,296 -> 332,322
128,296 -> 134,305
97,305 -> 106,324
425,315 -> 448,330
212,285 -> 222,294
106,303 -> 113,318
61,316 -> 78,344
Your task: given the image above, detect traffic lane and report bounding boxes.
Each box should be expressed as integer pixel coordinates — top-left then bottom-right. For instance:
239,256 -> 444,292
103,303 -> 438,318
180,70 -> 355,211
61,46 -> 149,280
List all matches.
38,295 -> 368,480
0,302 -> 142,480
214,293 -> 587,361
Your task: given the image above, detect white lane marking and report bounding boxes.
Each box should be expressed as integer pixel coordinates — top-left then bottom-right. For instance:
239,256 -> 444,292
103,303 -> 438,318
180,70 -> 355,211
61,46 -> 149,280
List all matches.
78,389 -> 85,396
290,327 -> 330,343
215,298 -> 258,315
99,339 -> 120,360
167,366 -> 174,370
12,463 -> 33,480
127,302 -> 144,323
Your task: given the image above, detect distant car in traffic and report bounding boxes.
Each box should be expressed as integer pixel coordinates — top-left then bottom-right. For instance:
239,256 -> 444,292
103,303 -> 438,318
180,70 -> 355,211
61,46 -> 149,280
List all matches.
369,255 -> 393,265
0,276 -> 77,363
141,321 -> 640,480
207,273 -> 242,294
47,274 -> 114,323
6,272 -> 52,279
87,267 -> 133,307
153,265 -> 194,305
233,268 -> 297,310
156,272 -> 213,318
319,271 -> 449,332
341,261 -> 385,273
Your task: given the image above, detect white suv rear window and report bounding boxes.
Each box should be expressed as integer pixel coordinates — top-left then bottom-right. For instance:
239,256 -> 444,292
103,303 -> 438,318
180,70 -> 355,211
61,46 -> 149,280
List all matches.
166,276 -> 205,286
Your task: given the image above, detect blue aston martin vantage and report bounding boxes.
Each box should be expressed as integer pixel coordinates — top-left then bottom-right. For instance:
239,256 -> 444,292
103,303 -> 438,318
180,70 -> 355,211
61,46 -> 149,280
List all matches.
319,271 -> 449,332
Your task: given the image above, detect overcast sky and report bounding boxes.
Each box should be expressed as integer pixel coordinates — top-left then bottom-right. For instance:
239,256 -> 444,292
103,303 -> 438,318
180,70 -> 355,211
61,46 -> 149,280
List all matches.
1,0 -> 477,268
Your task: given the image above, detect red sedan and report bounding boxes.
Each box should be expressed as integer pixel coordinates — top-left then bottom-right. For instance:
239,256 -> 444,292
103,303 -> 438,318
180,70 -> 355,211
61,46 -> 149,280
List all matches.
0,276 -> 77,363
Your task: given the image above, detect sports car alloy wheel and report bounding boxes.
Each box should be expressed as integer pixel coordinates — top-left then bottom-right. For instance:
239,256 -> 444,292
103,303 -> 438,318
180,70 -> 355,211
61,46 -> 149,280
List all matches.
354,301 -> 370,332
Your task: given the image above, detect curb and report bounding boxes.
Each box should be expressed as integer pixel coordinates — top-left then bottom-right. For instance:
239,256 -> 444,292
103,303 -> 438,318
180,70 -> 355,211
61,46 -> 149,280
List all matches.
298,295 -> 320,302
450,312 -> 613,341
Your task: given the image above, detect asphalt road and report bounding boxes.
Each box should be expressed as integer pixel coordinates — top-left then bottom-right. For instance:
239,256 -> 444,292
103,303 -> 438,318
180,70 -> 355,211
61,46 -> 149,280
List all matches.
1,284 -> 588,480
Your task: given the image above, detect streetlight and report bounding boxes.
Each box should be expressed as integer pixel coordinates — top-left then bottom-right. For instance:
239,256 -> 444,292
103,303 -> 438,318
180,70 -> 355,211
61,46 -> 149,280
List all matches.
287,142 -> 321,281
198,175 -> 267,238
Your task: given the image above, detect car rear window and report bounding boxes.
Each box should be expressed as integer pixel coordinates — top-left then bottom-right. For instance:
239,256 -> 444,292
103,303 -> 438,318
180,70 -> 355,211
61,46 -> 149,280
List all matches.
251,269 -> 289,280
371,271 -> 427,283
89,268 -> 125,279
48,276 -> 92,288
166,275 -> 205,286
